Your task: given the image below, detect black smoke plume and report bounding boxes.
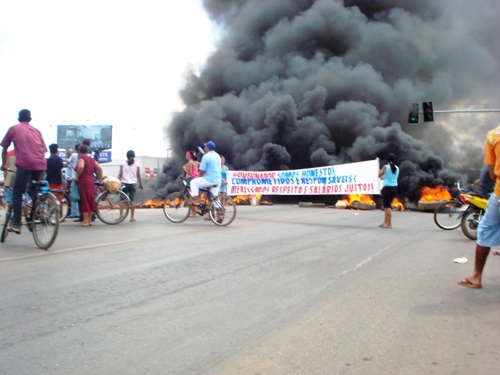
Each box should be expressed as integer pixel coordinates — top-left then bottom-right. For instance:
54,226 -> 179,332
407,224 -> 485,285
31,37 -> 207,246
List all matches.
154,0 -> 500,203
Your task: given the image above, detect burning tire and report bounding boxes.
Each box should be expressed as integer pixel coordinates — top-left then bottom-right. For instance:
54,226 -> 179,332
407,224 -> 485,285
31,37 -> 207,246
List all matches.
433,200 -> 466,230
163,192 -> 190,223
461,208 -> 483,240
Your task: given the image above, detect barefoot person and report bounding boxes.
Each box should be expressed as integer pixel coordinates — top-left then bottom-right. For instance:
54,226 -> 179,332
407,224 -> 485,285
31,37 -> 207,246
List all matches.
183,150 -> 199,217
378,153 -> 399,229
118,150 -> 143,222
459,126 -> 500,289
74,145 -> 103,227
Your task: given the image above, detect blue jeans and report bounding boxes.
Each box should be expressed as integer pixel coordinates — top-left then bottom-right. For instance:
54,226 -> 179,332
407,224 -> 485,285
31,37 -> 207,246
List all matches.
477,193 -> 500,248
11,166 -> 43,229
5,187 -> 13,202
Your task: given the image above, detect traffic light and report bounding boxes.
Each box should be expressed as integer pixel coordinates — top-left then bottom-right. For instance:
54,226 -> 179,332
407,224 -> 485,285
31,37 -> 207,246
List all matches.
408,103 -> 419,124
422,101 -> 434,122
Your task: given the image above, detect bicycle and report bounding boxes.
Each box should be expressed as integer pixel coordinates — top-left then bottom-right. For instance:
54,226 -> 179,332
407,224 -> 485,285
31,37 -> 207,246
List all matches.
8,169 -> 70,223
94,181 -> 130,225
49,184 -> 71,222
433,182 -> 469,230
1,173 -> 60,250
163,176 -> 236,226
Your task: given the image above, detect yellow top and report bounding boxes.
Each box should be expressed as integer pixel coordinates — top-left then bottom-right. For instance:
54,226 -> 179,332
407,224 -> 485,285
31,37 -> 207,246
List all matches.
485,125 -> 500,197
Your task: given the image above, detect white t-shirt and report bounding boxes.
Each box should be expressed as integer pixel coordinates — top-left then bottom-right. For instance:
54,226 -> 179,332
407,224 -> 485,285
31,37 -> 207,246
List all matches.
121,161 -> 140,184
67,153 -> 79,178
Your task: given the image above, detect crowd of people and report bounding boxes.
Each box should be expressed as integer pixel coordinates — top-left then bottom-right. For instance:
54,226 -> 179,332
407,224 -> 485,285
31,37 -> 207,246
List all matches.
0,109 -> 143,233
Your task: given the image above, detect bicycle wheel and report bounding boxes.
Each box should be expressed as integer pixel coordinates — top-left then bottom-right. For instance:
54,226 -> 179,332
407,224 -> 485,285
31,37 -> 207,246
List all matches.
32,193 -> 60,250
461,209 -> 482,240
51,189 -> 70,222
96,190 -> 130,225
1,203 -> 13,243
209,195 -> 236,226
433,200 -> 466,230
163,192 -> 190,223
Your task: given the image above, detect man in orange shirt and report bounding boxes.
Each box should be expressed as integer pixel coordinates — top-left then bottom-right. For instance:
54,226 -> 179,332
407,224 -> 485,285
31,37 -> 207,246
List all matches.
459,126 -> 500,289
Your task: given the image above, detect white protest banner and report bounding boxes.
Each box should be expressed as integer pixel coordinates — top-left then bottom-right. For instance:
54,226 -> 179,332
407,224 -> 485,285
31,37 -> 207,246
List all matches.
227,159 -> 380,196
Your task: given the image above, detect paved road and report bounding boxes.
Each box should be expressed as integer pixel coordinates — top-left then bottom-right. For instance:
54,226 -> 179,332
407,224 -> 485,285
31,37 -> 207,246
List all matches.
0,205 -> 499,375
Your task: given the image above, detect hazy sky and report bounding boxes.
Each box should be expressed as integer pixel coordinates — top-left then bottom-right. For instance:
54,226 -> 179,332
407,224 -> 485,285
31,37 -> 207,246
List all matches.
0,0 -> 215,158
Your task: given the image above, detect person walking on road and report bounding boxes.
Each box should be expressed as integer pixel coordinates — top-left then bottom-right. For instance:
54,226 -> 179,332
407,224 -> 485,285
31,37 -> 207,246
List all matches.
459,126 -> 500,289
67,145 -> 80,218
73,145 -> 103,227
378,153 -> 399,229
118,150 -> 143,222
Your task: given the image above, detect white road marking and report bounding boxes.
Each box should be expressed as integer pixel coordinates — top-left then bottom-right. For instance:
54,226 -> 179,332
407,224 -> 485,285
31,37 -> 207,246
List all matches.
0,239 -> 140,262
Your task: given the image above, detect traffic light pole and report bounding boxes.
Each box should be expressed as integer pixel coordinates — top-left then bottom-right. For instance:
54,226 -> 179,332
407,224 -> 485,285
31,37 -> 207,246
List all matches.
428,109 -> 500,114
409,104 -> 500,124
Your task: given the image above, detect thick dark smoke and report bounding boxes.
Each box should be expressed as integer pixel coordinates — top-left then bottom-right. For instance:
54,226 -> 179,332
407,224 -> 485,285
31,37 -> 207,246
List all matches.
154,0 -> 500,203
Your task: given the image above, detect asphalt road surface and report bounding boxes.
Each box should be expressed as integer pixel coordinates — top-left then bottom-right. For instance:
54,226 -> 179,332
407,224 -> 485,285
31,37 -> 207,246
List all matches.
0,205 -> 499,375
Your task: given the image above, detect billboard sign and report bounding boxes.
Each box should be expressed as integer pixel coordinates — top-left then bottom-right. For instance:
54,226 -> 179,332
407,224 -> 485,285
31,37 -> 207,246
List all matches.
57,125 -> 112,150
97,151 -> 112,163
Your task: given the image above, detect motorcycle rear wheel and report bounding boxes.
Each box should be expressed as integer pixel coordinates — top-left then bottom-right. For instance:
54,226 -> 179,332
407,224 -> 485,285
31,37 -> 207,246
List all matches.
461,208 -> 482,240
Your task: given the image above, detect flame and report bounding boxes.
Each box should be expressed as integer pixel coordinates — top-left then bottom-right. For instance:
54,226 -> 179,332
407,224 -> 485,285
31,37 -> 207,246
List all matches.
420,186 -> 452,202
346,194 -> 375,205
232,194 -> 262,204
232,195 -> 248,204
139,193 -> 264,208
391,197 -> 404,211
139,199 -> 164,208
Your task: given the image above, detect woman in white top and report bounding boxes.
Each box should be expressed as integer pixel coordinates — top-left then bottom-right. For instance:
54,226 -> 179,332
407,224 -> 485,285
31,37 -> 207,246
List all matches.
118,150 -> 143,222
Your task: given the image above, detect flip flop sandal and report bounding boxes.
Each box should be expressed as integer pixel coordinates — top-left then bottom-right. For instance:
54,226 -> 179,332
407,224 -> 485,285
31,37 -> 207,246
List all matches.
458,277 -> 482,289
6,227 -> 21,234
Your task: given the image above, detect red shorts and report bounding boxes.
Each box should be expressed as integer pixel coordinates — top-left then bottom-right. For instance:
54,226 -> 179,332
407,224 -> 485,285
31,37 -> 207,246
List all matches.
49,183 -> 63,201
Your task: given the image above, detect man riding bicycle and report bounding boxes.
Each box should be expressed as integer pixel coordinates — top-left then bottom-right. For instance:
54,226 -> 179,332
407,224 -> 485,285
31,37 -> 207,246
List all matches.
190,141 -> 222,213
1,109 -> 48,234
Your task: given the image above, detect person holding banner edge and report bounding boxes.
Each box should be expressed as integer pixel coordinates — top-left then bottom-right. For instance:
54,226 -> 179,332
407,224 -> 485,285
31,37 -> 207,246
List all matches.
378,154 -> 399,229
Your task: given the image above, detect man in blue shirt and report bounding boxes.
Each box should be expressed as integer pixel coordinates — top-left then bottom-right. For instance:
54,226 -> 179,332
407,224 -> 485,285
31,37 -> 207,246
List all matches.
190,141 -> 221,208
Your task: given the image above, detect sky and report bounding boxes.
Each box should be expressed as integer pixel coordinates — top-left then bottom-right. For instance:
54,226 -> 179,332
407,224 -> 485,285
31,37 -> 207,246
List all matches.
0,0 -> 215,159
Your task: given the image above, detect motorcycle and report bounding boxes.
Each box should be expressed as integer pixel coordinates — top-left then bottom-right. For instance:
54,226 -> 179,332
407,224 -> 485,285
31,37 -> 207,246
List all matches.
460,192 -> 488,240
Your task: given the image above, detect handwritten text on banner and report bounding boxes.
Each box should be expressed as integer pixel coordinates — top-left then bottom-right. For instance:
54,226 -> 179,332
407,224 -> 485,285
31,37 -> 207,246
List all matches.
227,159 -> 380,195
